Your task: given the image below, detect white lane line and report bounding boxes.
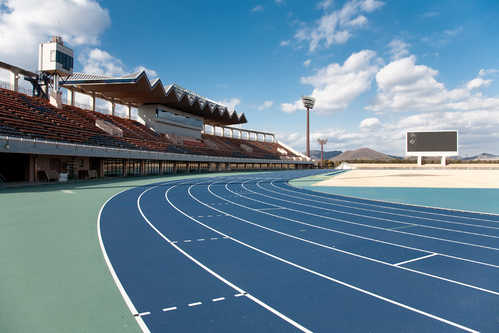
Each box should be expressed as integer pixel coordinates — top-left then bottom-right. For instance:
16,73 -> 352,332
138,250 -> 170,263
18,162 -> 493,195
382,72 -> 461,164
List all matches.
137,312 -> 151,317
181,184 -> 479,333
136,186 -> 312,333
188,302 -> 202,307
234,293 -> 246,297
271,179 -> 499,225
237,180 -> 499,252
246,182 -> 499,244
184,240 -> 192,243
394,253 -> 439,267
213,182 -> 499,293
211,237 -> 218,240
198,238 -> 205,241
163,306 -> 177,312
221,180 -> 499,270
212,297 -> 225,302
98,189 -> 152,333
191,185 -> 478,333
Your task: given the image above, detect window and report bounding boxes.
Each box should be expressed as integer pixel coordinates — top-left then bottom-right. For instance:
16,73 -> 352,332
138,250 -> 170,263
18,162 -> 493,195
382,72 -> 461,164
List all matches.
55,51 -> 73,70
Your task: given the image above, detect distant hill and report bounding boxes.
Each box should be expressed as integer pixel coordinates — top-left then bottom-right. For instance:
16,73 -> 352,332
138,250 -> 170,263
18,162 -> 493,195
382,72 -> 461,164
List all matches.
309,150 -> 343,160
463,153 -> 499,161
330,148 -> 395,162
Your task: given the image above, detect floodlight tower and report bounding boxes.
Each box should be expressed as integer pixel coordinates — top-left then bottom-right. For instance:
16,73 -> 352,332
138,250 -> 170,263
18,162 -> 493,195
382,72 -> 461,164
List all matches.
317,138 -> 328,168
301,95 -> 316,158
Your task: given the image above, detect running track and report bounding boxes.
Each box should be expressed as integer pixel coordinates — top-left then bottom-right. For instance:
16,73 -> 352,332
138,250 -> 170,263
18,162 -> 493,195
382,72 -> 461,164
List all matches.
99,170 -> 499,332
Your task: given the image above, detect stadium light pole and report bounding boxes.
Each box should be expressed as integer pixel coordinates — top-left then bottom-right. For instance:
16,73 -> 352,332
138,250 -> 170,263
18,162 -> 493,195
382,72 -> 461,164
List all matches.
317,138 -> 328,168
301,95 -> 316,158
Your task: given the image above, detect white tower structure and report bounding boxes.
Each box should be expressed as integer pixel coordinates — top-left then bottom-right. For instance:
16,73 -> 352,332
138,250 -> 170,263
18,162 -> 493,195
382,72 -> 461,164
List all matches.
39,36 -> 74,91
38,36 -> 74,107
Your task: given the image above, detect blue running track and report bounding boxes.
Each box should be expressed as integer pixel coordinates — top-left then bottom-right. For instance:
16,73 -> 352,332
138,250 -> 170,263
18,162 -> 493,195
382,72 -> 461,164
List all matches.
98,170 -> 499,332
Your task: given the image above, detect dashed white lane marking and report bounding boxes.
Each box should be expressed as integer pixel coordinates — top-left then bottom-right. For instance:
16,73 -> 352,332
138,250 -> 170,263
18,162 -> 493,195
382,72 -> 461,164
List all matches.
188,302 -> 202,307
174,237 -> 231,243
162,307 -> 177,312
234,293 -> 246,297
394,253 -> 439,266
212,297 -> 225,302
136,312 -> 150,317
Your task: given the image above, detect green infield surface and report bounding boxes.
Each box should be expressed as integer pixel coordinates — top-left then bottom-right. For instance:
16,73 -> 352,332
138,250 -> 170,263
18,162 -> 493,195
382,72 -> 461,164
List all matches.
0,172 -> 263,333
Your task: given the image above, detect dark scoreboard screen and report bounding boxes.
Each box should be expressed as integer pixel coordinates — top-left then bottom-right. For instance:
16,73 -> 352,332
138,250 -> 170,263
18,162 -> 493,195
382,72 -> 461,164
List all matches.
407,131 -> 458,153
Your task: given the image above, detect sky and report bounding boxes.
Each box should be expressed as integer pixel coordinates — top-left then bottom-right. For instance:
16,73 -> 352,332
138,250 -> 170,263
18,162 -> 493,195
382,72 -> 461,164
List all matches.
1,0 -> 499,157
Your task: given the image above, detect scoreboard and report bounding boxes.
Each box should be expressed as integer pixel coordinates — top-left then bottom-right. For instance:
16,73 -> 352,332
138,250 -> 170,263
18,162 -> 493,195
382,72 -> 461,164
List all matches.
406,131 -> 458,155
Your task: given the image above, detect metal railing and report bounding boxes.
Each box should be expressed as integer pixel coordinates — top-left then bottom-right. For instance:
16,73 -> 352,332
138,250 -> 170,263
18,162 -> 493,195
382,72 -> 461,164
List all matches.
0,80 -> 33,96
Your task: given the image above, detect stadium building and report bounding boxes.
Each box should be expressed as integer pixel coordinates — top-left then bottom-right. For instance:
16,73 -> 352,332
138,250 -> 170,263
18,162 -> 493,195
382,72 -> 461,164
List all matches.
0,36 -> 312,184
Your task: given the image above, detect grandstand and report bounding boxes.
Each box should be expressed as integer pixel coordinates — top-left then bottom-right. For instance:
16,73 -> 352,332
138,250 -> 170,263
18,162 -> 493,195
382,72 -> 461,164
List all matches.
0,37 -> 311,184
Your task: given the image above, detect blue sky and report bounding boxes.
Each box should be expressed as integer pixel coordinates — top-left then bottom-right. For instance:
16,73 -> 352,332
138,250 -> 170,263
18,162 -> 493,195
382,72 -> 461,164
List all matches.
1,0 -> 499,157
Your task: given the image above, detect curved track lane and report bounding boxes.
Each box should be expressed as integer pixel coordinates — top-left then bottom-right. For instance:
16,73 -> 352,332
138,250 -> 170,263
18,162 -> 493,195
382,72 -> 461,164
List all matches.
99,170 -> 499,332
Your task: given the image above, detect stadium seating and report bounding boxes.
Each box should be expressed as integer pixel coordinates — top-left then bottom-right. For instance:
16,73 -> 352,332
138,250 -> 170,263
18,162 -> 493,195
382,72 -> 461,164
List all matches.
0,87 -> 300,160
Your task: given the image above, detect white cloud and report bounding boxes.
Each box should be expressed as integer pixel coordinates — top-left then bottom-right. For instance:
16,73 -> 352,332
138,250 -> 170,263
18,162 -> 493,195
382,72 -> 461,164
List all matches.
359,117 -> 380,131
368,56 -> 499,114
443,26 -> 463,36
303,59 -> 312,67
79,48 -> 127,77
281,49 -> 380,115
0,0 -> 110,69
252,5 -> 264,12
134,66 -> 158,79
387,38 -> 410,60
479,69 -> 499,77
258,101 -> 274,110
218,98 -> 241,111
296,0 -> 384,52
275,0 -> 285,5
421,12 -> 440,18
280,40 -> 291,46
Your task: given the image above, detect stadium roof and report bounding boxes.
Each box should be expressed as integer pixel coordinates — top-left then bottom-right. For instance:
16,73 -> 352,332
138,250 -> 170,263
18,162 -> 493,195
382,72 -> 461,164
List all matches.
64,71 -> 247,126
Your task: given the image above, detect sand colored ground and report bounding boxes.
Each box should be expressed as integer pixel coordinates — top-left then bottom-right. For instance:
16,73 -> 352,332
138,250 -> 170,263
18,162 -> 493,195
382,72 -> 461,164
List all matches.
314,168 -> 499,188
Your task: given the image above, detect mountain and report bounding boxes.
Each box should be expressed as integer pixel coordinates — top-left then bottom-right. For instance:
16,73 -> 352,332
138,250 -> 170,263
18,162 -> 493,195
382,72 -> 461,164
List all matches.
463,153 -> 499,161
309,150 -> 343,160
330,148 -> 395,162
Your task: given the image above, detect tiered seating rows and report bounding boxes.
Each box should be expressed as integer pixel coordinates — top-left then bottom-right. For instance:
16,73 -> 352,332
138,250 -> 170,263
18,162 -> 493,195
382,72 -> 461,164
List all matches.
0,87 -> 299,160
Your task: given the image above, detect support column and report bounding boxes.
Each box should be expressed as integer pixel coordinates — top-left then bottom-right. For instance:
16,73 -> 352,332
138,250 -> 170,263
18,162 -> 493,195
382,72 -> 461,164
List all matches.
417,156 -> 423,166
441,156 -> 446,166
126,105 -> 131,119
109,99 -> 115,116
67,88 -> 75,106
90,93 -> 96,111
141,160 -> 146,175
10,69 -> 19,92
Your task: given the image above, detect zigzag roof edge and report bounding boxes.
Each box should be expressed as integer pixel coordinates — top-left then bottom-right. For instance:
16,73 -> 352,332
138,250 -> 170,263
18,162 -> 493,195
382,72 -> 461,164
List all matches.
64,71 -> 247,124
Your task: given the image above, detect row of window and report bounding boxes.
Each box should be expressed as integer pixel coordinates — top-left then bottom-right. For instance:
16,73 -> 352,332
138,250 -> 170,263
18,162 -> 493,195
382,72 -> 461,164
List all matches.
156,109 -> 203,128
50,50 -> 74,70
103,159 -> 295,177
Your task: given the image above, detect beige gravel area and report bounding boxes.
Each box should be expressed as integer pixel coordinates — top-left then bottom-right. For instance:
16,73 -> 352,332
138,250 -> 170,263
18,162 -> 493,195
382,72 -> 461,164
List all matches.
314,168 -> 499,188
